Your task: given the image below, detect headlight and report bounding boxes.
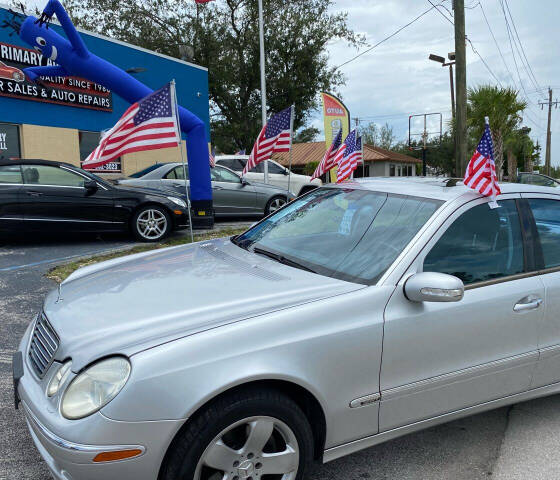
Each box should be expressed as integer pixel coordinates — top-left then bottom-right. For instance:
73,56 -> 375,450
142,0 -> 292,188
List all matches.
61,357 -> 131,420
167,196 -> 187,208
47,361 -> 72,397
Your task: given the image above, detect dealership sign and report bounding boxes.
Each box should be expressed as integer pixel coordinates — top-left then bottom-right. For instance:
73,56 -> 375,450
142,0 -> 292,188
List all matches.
0,42 -> 113,112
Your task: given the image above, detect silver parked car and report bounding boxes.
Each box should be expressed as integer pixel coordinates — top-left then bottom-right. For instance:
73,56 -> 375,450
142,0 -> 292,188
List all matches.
118,163 -> 295,217
14,178 -> 560,480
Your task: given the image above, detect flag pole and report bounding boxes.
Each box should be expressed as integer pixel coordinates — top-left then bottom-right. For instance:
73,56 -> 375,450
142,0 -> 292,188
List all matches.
287,104 -> 295,195
171,79 -> 194,243
258,0 -> 269,184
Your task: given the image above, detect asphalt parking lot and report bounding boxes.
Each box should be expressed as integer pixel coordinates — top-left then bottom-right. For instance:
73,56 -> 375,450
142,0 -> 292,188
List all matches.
2,228 -> 560,480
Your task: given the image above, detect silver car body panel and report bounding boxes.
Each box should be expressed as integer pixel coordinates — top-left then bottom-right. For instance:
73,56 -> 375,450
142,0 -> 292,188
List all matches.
119,163 -> 294,216
16,178 -> 560,480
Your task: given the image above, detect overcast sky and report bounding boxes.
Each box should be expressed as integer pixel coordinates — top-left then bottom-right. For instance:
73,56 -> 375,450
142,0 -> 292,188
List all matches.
324,0 -> 560,165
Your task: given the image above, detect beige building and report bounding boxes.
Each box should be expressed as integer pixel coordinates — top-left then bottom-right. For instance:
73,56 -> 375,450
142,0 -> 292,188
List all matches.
273,141 -> 421,178
15,124 -> 186,178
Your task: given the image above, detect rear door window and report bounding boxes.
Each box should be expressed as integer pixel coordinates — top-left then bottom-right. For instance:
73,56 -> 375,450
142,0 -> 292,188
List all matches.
528,199 -> 560,269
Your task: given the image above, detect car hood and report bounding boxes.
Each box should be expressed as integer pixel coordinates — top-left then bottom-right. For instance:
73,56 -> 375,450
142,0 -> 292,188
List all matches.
44,239 -> 362,371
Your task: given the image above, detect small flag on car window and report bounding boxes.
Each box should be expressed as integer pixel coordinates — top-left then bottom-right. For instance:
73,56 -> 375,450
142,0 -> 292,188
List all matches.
464,117 -> 501,207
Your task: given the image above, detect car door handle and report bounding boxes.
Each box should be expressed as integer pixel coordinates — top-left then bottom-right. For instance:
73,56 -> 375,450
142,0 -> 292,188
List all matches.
26,191 -> 43,197
513,297 -> 543,312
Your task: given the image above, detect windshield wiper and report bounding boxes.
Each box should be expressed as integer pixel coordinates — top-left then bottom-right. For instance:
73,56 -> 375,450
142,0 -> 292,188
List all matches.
253,247 -> 316,273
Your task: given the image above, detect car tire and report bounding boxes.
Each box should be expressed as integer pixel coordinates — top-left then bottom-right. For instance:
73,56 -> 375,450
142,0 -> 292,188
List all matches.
12,72 -> 24,82
131,205 -> 171,242
160,388 -> 314,480
265,195 -> 288,216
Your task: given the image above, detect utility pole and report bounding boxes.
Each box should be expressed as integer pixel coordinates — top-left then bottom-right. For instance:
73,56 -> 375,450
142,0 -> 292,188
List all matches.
258,0 -> 269,183
539,88 -> 559,177
454,0 -> 467,177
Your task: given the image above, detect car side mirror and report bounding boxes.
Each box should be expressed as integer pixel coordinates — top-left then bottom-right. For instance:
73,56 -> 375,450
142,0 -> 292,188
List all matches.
84,179 -> 98,192
283,169 -> 289,176
241,177 -> 250,186
404,272 -> 464,303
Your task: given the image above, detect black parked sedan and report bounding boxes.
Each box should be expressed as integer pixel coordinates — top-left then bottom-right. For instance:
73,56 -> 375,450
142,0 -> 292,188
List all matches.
0,159 -> 191,242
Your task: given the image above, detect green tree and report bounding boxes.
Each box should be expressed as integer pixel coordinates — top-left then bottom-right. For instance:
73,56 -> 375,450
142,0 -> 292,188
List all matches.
294,126 -> 320,143
394,132 -> 455,176
467,85 -> 527,180
65,0 -> 364,152
359,122 -> 396,149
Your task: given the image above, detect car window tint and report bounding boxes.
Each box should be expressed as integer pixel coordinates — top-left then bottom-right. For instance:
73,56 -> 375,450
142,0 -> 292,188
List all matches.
0,165 -> 22,184
212,167 -> 240,183
217,159 -> 240,171
250,163 -> 264,174
268,163 -> 285,174
424,200 -> 524,284
528,199 -> 560,269
165,166 -> 188,180
21,165 -> 85,187
129,164 -> 164,178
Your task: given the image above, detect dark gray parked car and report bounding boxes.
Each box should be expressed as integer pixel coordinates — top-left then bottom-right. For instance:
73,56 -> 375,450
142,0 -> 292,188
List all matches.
118,163 -> 295,217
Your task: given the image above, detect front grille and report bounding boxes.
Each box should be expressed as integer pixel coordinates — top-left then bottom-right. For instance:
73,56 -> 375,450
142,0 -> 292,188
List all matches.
28,313 -> 59,378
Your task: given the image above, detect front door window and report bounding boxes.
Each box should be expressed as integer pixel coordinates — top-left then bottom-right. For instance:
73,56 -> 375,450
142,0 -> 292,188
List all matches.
424,200 -> 524,284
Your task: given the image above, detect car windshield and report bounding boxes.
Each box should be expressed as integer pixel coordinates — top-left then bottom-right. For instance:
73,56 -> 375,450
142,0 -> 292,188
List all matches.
129,164 -> 165,178
233,187 -> 443,285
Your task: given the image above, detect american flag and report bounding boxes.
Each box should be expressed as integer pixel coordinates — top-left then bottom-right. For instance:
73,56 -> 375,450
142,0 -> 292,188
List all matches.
337,130 -> 361,183
209,148 -> 216,168
194,0 -> 215,3
311,129 -> 343,180
83,84 -> 179,170
242,107 -> 293,176
464,121 -> 501,198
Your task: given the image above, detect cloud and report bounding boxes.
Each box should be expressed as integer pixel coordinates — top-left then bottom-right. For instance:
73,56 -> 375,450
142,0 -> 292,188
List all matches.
324,0 -> 559,166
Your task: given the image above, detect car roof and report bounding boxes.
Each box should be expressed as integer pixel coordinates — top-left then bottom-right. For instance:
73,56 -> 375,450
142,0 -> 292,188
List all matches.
215,155 -> 250,160
0,159 -> 76,168
327,177 -> 560,201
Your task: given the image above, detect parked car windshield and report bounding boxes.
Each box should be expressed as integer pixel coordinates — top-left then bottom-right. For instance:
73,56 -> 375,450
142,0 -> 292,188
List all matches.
233,187 -> 443,285
129,163 -> 166,178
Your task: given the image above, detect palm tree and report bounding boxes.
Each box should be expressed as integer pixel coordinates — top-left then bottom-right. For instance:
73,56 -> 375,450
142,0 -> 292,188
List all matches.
467,85 -> 527,180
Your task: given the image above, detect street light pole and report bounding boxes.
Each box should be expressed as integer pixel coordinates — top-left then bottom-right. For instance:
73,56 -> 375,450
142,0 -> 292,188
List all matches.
448,62 -> 456,120
428,53 -> 456,120
257,0 -> 269,183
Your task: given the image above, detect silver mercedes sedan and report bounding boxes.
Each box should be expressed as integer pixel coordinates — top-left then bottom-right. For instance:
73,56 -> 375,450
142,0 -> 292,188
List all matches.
118,163 -> 296,217
14,178 -> 560,480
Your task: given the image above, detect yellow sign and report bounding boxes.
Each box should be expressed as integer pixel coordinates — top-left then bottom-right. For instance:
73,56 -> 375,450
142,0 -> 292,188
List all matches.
321,92 -> 351,182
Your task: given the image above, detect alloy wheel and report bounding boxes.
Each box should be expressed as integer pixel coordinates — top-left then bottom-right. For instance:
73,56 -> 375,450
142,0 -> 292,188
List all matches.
268,198 -> 286,214
195,416 -> 299,480
136,209 -> 167,240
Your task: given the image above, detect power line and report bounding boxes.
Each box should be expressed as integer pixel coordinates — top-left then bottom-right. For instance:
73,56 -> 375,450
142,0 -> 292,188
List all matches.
335,1 -> 450,70
497,0 -> 540,104
427,0 -> 453,25
503,0 -> 542,92
478,2 -> 517,89
466,37 -> 503,87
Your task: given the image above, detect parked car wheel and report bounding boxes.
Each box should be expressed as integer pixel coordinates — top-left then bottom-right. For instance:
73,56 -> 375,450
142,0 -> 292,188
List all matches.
160,388 -> 314,480
12,71 -> 24,82
265,195 -> 288,215
132,205 -> 171,242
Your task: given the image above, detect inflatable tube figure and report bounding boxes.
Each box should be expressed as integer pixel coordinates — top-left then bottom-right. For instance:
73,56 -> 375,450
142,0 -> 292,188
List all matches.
16,0 -> 213,219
